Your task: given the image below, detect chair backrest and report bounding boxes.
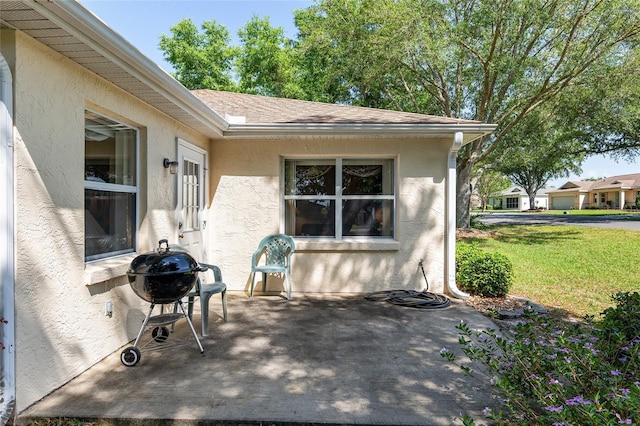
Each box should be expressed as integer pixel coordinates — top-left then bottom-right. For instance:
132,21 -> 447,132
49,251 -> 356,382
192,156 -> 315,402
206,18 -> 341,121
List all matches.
257,234 -> 295,267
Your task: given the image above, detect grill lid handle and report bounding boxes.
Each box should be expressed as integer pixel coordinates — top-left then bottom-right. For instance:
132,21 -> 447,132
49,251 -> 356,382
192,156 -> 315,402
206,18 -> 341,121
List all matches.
158,239 -> 170,253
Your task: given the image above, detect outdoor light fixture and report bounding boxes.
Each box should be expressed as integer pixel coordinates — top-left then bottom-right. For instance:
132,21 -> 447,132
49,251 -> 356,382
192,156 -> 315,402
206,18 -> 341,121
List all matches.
163,158 -> 179,175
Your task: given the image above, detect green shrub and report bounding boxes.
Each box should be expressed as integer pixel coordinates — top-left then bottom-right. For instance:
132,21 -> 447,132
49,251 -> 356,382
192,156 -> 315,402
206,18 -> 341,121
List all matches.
456,243 -> 513,297
597,292 -> 640,349
441,294 -> 640,425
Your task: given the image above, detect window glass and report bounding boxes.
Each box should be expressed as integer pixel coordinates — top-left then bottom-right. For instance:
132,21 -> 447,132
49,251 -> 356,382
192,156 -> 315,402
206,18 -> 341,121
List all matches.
285,161 -> 335,196
284,158 -> 394,239
342,160 -> 393,195
84,110 -> 138,261
286,199 -> 335,236
182,159 -> 200,230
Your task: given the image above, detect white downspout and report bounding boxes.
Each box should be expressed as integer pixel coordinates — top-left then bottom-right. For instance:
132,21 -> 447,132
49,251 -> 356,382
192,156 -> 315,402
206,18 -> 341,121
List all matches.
445,132 -> 469,299
0,52 -> 16,422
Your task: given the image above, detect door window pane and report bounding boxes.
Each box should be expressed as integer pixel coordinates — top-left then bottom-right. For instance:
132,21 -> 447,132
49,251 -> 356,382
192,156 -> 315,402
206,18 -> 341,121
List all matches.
182,159 -> 200,231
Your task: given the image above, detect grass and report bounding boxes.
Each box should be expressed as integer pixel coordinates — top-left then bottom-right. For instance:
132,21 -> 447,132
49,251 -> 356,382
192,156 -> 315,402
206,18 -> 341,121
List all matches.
462,224 -> 640,318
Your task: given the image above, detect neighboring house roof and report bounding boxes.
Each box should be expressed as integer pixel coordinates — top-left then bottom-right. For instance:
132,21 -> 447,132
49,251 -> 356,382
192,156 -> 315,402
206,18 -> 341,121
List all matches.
548,173 -> 640,194
493,186 -> 551,197
1,0 -> 496,143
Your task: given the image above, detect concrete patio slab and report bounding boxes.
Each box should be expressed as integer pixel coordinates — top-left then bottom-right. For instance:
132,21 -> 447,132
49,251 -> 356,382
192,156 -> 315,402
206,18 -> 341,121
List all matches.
19,293 -> 501,425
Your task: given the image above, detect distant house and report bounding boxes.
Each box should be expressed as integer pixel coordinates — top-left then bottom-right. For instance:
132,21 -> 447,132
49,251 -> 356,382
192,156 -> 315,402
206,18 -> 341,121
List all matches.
547,173 -> 640,210
488,186 -> 550,211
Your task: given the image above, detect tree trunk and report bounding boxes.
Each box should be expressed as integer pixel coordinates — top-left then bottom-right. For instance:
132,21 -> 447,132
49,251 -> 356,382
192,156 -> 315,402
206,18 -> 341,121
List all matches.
456,161 -> 474,228
529,195 -> 536,210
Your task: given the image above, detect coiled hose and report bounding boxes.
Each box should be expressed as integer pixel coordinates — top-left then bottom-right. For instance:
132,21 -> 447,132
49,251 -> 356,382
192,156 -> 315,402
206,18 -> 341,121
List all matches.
364,260 -> 451,309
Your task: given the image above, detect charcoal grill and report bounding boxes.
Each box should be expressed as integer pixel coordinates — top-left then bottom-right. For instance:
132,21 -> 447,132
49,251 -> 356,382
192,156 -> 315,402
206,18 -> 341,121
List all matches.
120,239 -> 205,366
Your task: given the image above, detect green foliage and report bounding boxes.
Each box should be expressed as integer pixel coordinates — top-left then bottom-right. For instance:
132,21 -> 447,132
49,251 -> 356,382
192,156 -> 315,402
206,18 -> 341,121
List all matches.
441,295 -> 640,425
597,292 -> 640,349
236,16 -> 305,98
492,108 -> 585,202
472,167 -> 511,211
456,243 -> 513,297
158,19 -> 238,90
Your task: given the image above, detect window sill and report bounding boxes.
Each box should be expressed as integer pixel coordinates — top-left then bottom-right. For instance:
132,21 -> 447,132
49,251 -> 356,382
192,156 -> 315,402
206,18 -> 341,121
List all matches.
84,254 -> 137,286
294,239 -> 400,252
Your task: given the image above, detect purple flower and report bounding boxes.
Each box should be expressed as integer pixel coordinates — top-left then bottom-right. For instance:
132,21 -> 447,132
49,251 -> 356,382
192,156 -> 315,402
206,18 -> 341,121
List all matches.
616,413 -> 632,424
611,370 -> 622,376
549,378 -> 562,386
545,405 -> 564,412
566,396 -> 592,406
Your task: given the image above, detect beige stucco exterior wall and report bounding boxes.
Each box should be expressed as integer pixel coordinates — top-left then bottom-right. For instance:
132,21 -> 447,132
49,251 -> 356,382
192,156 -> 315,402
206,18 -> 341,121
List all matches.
206,137 -> 450,296
8,31 -> 209,411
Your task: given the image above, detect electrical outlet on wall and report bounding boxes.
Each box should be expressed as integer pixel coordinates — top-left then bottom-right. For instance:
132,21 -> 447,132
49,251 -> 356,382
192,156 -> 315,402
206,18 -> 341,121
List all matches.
105,300 -> 113,317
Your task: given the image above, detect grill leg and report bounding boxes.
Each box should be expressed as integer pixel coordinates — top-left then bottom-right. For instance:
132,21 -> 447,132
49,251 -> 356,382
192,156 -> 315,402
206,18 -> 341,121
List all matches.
133,303 -> 156,348
177,300 -> 204,353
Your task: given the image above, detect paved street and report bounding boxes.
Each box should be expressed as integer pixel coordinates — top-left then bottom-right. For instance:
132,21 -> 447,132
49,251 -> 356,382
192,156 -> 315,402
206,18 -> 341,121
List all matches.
477,212 -> 640,231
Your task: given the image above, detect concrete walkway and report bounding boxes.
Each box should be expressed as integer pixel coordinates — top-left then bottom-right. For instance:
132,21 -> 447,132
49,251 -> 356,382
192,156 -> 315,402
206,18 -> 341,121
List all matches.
19,293 -> 501,425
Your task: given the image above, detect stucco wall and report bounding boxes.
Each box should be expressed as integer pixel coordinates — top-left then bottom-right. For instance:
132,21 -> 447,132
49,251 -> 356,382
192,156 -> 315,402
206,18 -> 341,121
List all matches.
9,32 -> 209,411
206,137 -> 450,296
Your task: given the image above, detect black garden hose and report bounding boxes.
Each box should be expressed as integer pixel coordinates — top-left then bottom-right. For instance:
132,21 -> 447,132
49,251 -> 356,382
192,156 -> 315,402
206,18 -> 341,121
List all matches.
364,261 -> 451,309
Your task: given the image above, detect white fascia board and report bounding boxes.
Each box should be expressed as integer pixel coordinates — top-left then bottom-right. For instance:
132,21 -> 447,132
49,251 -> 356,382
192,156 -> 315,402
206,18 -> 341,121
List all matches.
224,123 -> 497,142
30,0 -> 229,135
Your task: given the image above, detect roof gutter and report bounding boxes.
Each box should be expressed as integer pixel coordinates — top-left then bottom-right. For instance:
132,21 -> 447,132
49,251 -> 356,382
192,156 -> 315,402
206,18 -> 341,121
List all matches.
225,123 -> 497,142
29,0 -> 229,135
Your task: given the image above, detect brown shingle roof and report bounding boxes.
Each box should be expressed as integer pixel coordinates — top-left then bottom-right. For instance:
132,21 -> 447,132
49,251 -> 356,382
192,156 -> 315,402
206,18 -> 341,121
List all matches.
191,90 -> 481,125
549,173 -> 640,193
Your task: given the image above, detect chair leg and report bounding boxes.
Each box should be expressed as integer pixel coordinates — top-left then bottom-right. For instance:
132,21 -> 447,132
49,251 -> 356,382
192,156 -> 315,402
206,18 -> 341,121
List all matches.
200,294 -> 211,337
262,272 -> 267,292
284,272 -> 292,300
249,272 -> 255,297
221,290 -> 227,322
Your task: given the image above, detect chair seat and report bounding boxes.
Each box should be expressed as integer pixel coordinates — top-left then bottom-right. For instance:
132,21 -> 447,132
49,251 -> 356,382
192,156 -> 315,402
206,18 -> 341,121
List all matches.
253,265 -> 287,274
200,281 -> 226,294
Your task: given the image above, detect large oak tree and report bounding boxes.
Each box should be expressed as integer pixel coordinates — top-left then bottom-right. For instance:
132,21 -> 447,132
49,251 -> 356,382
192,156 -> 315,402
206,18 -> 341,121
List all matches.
294,0 -> 640,226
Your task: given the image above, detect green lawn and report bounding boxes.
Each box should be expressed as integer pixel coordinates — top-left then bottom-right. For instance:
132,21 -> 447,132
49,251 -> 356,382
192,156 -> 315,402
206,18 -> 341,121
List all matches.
463,225 -> 640,318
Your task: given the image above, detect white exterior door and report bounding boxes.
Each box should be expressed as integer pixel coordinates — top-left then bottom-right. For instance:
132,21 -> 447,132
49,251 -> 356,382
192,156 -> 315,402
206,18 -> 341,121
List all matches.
177,139 -> 207,261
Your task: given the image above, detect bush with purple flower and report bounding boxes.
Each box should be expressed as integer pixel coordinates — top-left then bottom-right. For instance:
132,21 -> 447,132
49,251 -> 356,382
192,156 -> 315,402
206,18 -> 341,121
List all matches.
441,292 -> 640,424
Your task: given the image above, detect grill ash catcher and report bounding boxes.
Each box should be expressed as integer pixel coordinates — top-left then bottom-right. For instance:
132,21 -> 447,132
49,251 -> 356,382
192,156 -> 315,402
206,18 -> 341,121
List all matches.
120,239 -> 206,366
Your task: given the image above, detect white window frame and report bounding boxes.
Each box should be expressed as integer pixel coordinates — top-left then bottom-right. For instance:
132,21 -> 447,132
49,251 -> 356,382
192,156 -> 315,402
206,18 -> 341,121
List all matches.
84,109 -> 139,262
282,157 -> 396,241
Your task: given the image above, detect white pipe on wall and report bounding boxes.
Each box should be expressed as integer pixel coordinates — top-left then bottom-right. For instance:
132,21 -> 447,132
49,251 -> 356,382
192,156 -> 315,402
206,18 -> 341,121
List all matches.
445,132 -> 469,299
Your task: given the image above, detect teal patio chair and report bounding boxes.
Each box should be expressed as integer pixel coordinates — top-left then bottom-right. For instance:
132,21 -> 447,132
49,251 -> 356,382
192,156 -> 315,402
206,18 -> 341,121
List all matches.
168,246 -> 227,337
193,262 -> 227,337
249,234 -> 295,300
